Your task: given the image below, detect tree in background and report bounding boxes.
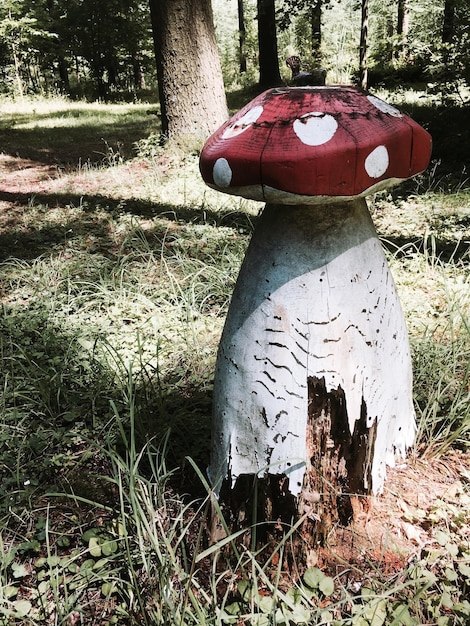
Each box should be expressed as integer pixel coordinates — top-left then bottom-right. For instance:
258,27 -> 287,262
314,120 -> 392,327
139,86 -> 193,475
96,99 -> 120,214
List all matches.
0,0 -> 53,97
278,0 -> 326,67
64,0 -> 152,99
0,0 -> 468,102
311,0 -> 322,61
257,0 -> 282,86
149,0 -> 228,144
0,0 -> 154,99
396,0 -> 409,60
442,0 -> 456,43
359,0 -> 369,88
238,0 -> 247,73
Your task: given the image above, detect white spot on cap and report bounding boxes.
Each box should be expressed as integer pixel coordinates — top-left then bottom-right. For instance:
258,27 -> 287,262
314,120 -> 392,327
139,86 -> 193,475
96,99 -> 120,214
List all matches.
213,158 -> 232,187
367,95 -> 402,118
293,112 -> 338,146
222,105 -> 264,139
365,145 -> 389,178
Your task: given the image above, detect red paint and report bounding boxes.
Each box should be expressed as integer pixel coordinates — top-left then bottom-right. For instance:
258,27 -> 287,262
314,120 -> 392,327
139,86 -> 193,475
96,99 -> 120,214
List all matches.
199,87 -> 432,200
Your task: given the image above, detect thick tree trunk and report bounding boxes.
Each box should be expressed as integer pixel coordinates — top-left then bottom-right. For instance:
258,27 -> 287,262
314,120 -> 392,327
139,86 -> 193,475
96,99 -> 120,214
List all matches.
257,0 -> 282,87
149,0 -> 228,143
209,200 -> 415,549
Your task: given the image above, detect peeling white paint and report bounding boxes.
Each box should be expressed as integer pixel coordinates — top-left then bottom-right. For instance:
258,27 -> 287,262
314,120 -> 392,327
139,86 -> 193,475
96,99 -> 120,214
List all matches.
209,199 -> 415,497
293,112 -> 338,146
367,95 -> 403,117
222,105 -> 264,139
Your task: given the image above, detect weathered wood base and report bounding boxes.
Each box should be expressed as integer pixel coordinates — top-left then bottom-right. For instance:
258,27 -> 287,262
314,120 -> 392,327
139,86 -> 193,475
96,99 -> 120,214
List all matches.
211,375 -> 376,556
208,200 -> 415,560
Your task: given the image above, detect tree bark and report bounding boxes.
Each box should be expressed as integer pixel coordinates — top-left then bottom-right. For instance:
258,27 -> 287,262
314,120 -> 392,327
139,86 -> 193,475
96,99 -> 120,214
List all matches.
209,200 -> 415,549
57,57 -> 70,92
359,0 -> 368,89
396,0 -> 409,60
238,0 -> 247,74
11,40 -> 24,99
442,0 -> 456,44
257,0 -> 282,87
149,0 -> 228,144
311,0 -> 322,62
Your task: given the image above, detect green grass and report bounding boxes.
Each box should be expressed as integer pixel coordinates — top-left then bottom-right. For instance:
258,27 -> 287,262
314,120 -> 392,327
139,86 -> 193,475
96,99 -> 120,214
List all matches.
0,92 -> 469,623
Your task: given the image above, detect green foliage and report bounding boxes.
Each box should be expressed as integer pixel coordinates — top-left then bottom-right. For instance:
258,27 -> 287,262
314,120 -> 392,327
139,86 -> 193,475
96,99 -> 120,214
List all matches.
2,0 -> 469,100
0,0 -> 156,99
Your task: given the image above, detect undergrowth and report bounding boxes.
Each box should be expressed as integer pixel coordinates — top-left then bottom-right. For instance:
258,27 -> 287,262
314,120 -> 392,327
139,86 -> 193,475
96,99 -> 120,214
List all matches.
0,93 -> 468,624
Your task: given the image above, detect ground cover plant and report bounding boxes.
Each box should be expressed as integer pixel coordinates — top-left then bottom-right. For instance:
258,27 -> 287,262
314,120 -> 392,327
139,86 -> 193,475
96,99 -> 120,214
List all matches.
0,90 -> 468,624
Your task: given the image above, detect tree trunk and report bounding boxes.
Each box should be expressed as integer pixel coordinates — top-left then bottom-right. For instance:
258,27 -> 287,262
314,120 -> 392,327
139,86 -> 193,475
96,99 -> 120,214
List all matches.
442,0 -> 456,44
311,0 -> 322,62
238,0 -> 247,74
257,0 -> 282,87
209,200 -> 415,551
396,0 -> 409,60
11,40 -> 24,99
359,0 -> 368,89
132,53 -> 146,91
57,57 -> 70,93
149,0 -> 228,144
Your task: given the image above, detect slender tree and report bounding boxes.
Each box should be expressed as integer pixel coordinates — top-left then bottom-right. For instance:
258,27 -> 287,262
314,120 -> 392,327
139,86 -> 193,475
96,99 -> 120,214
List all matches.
359,0 -> 369,89
311,0 -> 322,61
396,0 -> 409,60
257,0 -> 282,87
442,0 -> 456,43
238,0 -> 247,73
149,0 -> 228,143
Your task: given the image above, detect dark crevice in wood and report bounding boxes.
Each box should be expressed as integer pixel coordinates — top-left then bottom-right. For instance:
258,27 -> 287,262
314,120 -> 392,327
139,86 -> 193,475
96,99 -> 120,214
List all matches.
216,472 -> 298,546
300,376 -> 377,545
212,376 -> 377,559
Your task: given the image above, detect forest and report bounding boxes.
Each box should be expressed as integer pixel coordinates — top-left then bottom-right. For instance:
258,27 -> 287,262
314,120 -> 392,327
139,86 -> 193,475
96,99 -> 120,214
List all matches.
0,0 -> 469,102
0,0 -> 469,624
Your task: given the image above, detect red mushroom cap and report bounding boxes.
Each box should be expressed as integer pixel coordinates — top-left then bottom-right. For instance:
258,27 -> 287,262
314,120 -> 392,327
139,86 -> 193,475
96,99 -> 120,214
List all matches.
199,86 -> 432,204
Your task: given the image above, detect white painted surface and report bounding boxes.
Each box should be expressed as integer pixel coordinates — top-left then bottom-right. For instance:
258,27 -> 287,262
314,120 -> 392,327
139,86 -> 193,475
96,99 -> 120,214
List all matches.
365,146 -> 389,178
209,199 -> 416,497
213,158 -> 232,187
293,113 -> 338,146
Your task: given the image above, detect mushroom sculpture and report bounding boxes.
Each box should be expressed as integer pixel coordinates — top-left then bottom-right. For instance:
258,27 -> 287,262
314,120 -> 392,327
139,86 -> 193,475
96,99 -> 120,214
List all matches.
199,86 -> 432,543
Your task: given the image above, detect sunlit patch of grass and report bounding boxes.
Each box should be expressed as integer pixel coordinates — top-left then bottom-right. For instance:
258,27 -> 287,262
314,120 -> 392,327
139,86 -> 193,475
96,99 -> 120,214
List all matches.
0,95 -> 150,124
372,188 -> 470,456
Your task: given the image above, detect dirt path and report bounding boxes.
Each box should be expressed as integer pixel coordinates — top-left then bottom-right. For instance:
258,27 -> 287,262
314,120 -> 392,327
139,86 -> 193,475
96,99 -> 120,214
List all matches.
0,154 -> 64,193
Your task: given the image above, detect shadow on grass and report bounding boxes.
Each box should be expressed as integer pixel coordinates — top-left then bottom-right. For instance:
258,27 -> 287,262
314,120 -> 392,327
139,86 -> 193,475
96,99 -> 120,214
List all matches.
380,234 -> 470,264
0,186 -> 468,265
0,190 -> 256,262
0,106 -> 156,165
0,298 -> 213,513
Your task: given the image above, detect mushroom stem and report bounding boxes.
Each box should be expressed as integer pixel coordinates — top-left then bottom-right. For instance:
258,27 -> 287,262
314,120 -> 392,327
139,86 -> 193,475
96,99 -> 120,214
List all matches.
209,198 -> 415,503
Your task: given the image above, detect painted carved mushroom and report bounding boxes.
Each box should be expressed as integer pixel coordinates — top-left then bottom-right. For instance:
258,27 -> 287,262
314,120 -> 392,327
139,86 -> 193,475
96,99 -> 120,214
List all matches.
199,86 -> 432,541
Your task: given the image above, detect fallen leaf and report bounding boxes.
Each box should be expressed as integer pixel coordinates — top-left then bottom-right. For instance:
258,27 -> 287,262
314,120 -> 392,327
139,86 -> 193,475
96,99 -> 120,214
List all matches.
401,522 -> 422,545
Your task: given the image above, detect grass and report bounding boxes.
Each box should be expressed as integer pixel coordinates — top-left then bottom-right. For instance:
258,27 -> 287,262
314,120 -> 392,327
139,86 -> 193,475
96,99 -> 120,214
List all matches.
0,90 -> 469,624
